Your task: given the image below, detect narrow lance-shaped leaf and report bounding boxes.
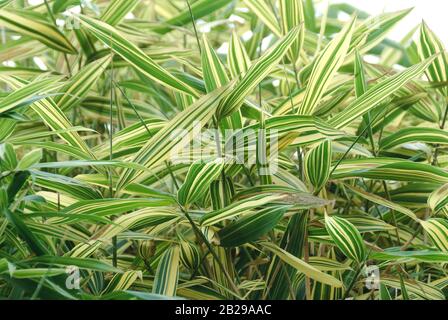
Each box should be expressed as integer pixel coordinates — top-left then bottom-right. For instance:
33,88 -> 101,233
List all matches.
325,214 -> 366,263
228,31 -> 252,79
279,0 -> 305,62
418,21 -> 448,96
428,183 -> 448,215
202,33 -> 243,129
100,0 -> 140,26
201,34 -> 229,92
354,49 -> 375,140
218,205 -> 290,247
348,9 -> 413,60
3,207 -> 49,257
380,127 -> 448,150
332,161 -> 448,184
178,158 -> 225,207
0,75 -> 97,160
345,184 -> 419,221
0,76 -> 63,114
153,0 -> 232,34
201,194 -> 286,226
297,16 -> 356,115
117,84 -> 233,190
152,246 -> 180,297
329,56 -> 436,129
54,55 -> 112,111
420,219 -> 448,252
217,26 -> 302,119
243,0 -> 281,37
0,8 -> 77,54
354,50 -> 368,97
75,14 -> 198,97
102,271 -> 142,294
304,139 -> 332,192
261,242 -> 343,288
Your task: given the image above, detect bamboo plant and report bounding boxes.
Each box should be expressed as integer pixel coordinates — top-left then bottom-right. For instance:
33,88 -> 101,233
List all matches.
0,0 -> 447,300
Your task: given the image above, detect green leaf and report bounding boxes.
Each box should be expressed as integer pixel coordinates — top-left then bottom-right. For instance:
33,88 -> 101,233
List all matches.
100,0 -> 140,26
0,8 -> 77,54
75,14 -> 199,97
380,127 -> 448,150
218,205 -> 289,247
217,26 -> 302,119
279,0 -> 305,62
428,183 -> 448,215
152,246 -> 180,296
117,84 -> 233,189
201,194 -> 286,227
420,218 -> 448,252
178,158 -> 225,206
418,21 -> 448,96
297,16 -> 356,115
329,56 -> 436,129
55,55 -> 112,111
153,0 -> 232,34
344,184 -> 419,221
228,31 -> 252,79
304,139 -> 332,192
325,214 -> 366,262
261,242 -> 343,288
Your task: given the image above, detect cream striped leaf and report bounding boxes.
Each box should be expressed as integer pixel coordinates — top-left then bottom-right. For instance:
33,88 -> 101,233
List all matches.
261,242 -> 343,288
345,184 -> 419,221
418,21 -> 448,96
381,277 -> 444,300
243,0 -> 281,37
325,214 -> 366,262
117,84 -> 233,189
228,31 -> 252,78
201,34 -> 229,92
304,139 -> 332,192
98,208 -> 180,241
329,56 -> 436,129
380,127 -> 448,150
178,158 -> 225,206
279,0 -> 305,62
297,16 -> 356,115
100,0 -> 140,26
179,240 -> 201,271
50,198 -> 172,224
332,161 -> 448,184
0,76 -> 63,114
75,14 -> 198,97
428,184 -> 448,215
420,218 -> 448,252
200,194 -> 286,226
0,75 -> 96,159
217,26 -> 302,119
54,55 -> 112,111
152,245 -> 180,297
103,271 -> 142,294
0,8 -> 76,54
218,205 -> 290,247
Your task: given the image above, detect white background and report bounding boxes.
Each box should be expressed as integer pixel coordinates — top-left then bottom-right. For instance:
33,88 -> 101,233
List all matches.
327,0 -> 447,46
26,0 -> 447,46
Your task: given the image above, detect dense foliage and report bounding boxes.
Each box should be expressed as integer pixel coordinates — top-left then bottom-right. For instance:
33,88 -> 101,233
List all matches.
1,0 -> 448,300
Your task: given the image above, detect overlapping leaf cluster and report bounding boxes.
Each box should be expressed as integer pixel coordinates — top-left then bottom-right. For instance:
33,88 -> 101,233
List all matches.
0,0 -> 448,300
